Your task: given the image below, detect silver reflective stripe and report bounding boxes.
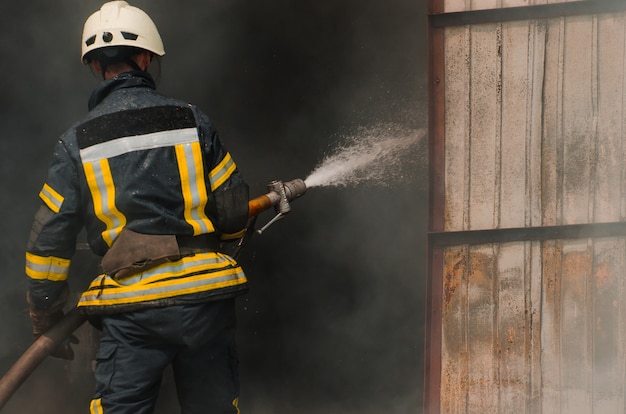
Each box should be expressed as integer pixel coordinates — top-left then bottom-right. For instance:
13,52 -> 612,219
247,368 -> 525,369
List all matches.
87,159 -> 125,245
39,183 -> 64,213
82,270 -> 245,304
117,253 -> 227,285
26,260 -> 67,276
25,253 -> 70,281
78,252 -> 247,307
209,152 -> 236,191
177,142 -> 213,234
80,127 -> 199,162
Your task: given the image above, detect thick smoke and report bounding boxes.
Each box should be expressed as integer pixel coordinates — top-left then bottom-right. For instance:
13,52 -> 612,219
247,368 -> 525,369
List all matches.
0,0 -> 427,413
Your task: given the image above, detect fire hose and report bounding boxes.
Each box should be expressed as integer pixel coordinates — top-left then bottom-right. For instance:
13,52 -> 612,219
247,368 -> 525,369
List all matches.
0,179 -> 306,410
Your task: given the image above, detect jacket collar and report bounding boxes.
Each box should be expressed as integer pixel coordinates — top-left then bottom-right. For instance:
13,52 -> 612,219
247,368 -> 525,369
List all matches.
88,71 -> 156,110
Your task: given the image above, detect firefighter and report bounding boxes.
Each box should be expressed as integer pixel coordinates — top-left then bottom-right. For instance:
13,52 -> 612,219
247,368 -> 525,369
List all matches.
24,1 -> 248,412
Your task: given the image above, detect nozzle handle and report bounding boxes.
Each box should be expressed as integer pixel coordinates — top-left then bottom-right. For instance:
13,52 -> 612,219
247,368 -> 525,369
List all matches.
246,179 -> 307,217
268,180 -> 290,214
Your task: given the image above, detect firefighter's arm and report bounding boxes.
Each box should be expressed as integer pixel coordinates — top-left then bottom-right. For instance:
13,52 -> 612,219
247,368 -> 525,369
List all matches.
24,140 -> 82,360
195,111 -> 249,235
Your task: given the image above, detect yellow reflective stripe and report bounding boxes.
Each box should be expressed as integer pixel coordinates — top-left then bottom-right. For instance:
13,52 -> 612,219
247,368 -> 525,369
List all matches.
79,268 -> 246,307
84,159 -> 126,246
221,229 -> 246,240
209,152 -> 236,191
78,253 -> 247,307
90,252 -> 229,287
96,252 -> 236,286
25,252 -> 70,281
89,398 -> 103,414
232,398 -> 241,414
39,183 -> 64,213
107,252 -> 235,286
175,142 -> 214,235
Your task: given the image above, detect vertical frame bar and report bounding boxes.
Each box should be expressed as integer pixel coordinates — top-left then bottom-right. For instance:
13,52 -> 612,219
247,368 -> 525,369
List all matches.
425,0 -> 445,412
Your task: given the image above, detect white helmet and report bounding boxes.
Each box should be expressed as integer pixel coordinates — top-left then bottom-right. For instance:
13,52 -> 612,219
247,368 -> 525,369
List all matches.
81,1 -> 165,63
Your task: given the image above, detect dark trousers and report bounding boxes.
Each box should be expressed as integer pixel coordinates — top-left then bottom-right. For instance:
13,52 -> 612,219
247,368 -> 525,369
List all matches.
89,299 -> 240,414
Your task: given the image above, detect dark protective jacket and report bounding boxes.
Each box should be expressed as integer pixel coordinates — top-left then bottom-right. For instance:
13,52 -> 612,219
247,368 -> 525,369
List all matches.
26,71 -> 249,314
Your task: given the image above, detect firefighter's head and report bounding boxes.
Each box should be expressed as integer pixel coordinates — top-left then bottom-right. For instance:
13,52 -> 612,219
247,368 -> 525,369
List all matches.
81,1 -> 165,77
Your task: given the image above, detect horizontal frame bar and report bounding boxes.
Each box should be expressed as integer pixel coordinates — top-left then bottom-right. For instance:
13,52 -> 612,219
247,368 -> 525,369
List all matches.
429,221 -> 626,247
430,0 -> 626,28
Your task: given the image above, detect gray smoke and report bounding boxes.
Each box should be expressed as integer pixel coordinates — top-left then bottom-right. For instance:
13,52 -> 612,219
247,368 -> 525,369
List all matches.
0,0 -> 427,413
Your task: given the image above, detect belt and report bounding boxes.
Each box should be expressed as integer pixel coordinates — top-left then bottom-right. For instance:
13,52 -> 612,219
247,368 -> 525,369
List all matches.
176,234 -> 220,255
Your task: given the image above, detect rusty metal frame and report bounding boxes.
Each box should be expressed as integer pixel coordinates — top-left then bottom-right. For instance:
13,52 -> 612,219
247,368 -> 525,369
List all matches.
430,221 -> 626,247
425,0 -> 445,412
425,1 -> 626,413
431,0 -> 626,28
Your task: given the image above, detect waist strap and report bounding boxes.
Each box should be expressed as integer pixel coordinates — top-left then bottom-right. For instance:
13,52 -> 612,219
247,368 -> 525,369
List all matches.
102,230 -> 221,278
177,234 -> 220,255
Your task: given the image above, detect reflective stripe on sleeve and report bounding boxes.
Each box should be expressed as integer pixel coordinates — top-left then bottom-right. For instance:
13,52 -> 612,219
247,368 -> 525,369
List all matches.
39,183 -> 64,213
209,152 -> 237,191
220,229 -> 247,241
89,398 -> 104,414
25,252 -> 70,281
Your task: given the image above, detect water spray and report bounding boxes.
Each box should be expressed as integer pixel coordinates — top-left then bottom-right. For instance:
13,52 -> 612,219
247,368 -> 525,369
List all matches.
304,125 -> 423,188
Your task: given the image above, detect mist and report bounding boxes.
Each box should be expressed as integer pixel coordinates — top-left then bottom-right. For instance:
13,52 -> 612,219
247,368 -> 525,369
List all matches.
0,0 -> 428,413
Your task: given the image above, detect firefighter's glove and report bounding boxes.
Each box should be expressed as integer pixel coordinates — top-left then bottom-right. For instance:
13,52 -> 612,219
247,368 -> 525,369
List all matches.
50,334 -> 79,360
27,290 -> 78,360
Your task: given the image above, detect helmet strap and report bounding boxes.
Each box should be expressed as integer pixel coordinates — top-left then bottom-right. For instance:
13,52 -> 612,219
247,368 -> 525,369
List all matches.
125,57 -> 143,72
89,46 -> 149,79
97,56 -> 145,80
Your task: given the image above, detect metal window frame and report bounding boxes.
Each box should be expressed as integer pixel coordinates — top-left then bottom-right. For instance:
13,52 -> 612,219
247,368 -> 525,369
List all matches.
425,1 -> 626,413
431,0 -> 626,28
